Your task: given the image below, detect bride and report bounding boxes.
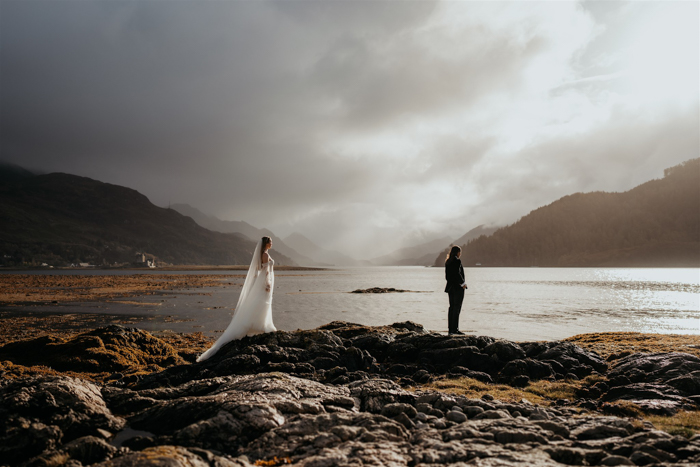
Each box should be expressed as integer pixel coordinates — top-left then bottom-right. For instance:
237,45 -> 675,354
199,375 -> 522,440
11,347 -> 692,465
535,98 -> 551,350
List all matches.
197,236 -> 277,362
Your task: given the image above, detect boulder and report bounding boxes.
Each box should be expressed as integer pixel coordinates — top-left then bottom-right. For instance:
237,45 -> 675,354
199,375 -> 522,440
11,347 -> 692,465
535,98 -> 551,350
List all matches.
0,375 -> 125,465
0,325 -> 185,374
609,352 -> 700,396
3,323 -> 696,467
93,445 -> 252,466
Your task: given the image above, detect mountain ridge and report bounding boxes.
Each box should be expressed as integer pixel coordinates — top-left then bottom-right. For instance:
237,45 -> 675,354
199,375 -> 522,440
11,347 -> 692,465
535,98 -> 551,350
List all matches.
433,224 -> 500,267
434,158 -> 700,267
453,224 -> 499,247
170,203 -> 317,266
0,170 -> 296,267
371,237 -> 452,266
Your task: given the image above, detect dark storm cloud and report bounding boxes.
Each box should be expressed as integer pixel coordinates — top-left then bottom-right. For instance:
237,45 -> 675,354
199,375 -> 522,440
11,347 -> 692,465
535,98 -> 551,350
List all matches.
1,1 -> 295,158
1,1 -> 697,258
0,1 -> 511,219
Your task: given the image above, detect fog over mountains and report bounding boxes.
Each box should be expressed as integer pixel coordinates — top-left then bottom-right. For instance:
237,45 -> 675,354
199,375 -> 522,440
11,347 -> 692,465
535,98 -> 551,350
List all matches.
172,204 -> 454,267
1,159 -> 696,268
170,204 -> 318,267
283,233 -> 365,267
0,167 -> 296,267
435,158 -> 700,267
2,2 -> 696,261
371,237 -> 452,267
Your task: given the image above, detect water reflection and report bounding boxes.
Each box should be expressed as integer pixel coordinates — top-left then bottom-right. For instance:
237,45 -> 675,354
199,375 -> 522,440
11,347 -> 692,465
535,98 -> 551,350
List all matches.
2,267 -> 698,341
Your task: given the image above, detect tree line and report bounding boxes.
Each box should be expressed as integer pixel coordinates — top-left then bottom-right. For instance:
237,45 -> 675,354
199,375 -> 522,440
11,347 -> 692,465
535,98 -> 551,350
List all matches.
437,158 -> 700,267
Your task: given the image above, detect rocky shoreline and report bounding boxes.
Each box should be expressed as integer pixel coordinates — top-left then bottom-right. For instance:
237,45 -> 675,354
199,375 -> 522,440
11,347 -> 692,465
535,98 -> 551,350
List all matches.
1,322 -> 699,466
350,288 -> 428,294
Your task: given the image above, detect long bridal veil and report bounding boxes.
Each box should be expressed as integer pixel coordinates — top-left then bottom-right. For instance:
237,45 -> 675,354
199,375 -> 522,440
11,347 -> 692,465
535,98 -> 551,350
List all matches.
197,240 -> 271,362
233,240 -> 263,319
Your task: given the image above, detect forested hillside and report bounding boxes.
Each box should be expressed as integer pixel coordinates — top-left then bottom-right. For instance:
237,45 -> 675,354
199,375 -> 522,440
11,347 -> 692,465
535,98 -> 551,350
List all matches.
449,159 -> 699,267
0,170 -> 295,267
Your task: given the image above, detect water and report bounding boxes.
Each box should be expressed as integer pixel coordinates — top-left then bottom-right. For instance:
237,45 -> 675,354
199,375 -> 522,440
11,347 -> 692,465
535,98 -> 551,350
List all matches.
2,267 -> 698,341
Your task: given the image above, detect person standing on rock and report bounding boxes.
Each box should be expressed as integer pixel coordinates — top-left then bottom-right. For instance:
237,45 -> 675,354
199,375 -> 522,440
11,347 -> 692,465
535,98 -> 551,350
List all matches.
197,236 -> 277,361
444,245 -> 467,335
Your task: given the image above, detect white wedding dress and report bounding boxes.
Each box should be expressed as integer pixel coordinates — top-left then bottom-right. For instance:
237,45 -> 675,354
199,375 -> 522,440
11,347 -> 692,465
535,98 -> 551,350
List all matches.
197,241 -> 277,362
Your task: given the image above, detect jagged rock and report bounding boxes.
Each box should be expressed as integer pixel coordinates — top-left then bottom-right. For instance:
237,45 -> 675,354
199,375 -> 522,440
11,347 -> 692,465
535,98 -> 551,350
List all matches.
349,379 -> 415,413
498,358 -> 555,385
3,368 -> 687,467
380,403 -> 417,418
572,423 -> 630,440
447,366 -> 494,383
523,341 -> 608,374
667,374 -> 700,395
390,321 -> 427,333
576,352 -> 700,416
484,340 -> 526,362
243,411 -> 410,461
392,412 -> 415,429
4,323 -> 697,467
609,352 -> 700,388
599,454 -> 635,465
93,445 -> 253,466
411,369 -> 431,383
532,420 -> 570,438
629,450 -> 660,465
474,410 -> 511,420
0,325 -> 185,374
0,375 -> 125,465
545,446 -> 607,465
602,382 -> 683,401
63,435 -> 118,465
113,321 -> 610,387
600,382 -> 693,415
350,287 -> 413,293
446,410 -> 468,423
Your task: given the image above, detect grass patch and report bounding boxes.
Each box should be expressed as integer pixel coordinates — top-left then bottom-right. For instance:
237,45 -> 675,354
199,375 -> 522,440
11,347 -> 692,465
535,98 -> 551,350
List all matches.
422,376 -> 699,438
417,375 -> 604,406
565,332 -> 700,360
647,410 -> 700,438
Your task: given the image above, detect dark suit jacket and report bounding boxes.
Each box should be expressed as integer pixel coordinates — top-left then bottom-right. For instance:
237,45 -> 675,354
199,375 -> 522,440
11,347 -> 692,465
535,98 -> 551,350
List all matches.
444,257 -> 466,293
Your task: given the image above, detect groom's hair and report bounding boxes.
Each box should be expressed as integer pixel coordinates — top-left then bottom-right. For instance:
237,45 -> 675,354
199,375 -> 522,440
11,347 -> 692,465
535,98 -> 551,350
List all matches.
446,245 -> 461,262
261,236 -> 271,246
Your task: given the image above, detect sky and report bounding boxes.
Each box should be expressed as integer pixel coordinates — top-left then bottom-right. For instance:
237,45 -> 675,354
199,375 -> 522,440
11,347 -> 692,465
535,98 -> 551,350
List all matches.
1,0 -> 698,259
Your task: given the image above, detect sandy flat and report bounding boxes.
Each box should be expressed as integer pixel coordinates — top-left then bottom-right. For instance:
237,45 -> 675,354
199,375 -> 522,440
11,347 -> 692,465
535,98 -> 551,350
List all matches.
0,273 -> 243,305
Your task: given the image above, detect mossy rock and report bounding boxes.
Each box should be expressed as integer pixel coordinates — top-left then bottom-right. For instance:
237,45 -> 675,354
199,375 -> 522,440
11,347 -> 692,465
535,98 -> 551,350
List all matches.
0,325 -> 185,373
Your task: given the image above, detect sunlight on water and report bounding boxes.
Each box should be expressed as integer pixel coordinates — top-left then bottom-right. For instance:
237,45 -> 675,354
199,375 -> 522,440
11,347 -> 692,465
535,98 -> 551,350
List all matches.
3,267 -> 698,341
203,267 -> 699,341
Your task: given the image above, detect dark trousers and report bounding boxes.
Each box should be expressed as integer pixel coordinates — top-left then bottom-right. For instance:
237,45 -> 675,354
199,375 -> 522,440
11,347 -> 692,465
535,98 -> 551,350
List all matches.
447,286 -> 465,332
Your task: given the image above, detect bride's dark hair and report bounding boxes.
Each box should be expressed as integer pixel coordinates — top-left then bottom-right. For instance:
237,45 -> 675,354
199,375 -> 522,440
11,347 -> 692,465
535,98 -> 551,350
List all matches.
445,245 -> 461,262
261,236 -> 271,247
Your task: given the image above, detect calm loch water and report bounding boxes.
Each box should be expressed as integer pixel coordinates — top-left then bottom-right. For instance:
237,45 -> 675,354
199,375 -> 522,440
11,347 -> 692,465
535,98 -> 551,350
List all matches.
3,267 -> 698,341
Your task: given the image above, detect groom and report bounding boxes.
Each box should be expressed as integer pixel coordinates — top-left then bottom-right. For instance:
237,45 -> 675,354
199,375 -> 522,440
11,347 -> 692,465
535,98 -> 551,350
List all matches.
444,245 -> 467,335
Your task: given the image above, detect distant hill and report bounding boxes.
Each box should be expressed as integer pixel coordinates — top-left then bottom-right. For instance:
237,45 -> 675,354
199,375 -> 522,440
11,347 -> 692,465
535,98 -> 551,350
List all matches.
170,203 -> 266,241
449,159 -> 700,267
0,170 -> 296,267
170,203 -> 317,266
453,225 -> 499,247
284,232 -> 362,266
0,161 -> 34,184
372,237 -> 452,266
433,225 -> 499,266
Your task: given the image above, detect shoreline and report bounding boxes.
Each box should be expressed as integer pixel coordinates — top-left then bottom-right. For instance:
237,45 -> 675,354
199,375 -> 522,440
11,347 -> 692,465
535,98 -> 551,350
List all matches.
1,305 -> 698,360
0,264 -> 329,272
2,272 -> 699,349
1,320 -> 699,466
0,272 -> 244,306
